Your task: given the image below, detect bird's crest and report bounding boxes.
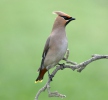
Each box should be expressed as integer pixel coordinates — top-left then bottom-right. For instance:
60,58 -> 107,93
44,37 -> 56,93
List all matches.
53,11 -> 71,18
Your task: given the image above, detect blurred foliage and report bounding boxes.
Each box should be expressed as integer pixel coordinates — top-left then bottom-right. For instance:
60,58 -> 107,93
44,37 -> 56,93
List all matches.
0,0 -> 108,100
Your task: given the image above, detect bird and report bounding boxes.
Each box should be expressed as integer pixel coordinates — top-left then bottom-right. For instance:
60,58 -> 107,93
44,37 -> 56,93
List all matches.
35,11 -> 75,83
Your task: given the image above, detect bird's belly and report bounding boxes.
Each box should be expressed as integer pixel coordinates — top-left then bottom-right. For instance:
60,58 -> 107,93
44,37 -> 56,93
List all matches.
44,40 -> 68,69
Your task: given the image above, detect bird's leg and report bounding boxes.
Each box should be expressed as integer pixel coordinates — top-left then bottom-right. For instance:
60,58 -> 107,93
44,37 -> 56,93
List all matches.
58,63 -> 65,70
48,71 -> 54,81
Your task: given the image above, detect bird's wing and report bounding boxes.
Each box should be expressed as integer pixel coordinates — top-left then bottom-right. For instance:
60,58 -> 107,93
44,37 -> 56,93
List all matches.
37,37 -> 50,72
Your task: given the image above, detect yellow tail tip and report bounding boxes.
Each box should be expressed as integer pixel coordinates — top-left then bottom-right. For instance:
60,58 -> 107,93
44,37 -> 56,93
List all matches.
35,80 -> 43,83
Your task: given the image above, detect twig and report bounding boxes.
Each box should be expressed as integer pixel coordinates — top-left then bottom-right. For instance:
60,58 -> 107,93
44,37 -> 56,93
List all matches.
63,49 -> 77,65
34,52 -> 108,100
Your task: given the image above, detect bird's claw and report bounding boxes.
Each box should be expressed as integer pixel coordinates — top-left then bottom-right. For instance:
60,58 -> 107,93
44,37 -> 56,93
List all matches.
49,74 -> 54,81
58,63 -> 65,70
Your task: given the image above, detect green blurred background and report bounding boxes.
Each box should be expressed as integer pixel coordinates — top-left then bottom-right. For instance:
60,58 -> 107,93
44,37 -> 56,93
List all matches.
0,0 -> 108,100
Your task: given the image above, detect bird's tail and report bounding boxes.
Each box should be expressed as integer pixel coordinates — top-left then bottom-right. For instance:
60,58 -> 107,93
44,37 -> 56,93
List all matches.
35,68 -> 47,83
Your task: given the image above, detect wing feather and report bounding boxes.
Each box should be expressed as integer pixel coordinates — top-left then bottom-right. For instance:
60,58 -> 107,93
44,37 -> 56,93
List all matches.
37,37 -> 50,71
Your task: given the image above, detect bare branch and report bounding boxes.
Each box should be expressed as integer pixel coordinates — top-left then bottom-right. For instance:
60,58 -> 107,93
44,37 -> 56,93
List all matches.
35,53 -> 108,100
63,49 -> 77,65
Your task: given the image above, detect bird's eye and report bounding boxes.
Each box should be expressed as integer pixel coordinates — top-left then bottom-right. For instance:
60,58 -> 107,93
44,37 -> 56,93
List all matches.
61,16 -> 71,20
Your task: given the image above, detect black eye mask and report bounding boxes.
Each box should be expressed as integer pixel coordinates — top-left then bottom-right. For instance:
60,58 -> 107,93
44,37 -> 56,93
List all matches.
61,16 -> 72,20
61,16 -> 75,26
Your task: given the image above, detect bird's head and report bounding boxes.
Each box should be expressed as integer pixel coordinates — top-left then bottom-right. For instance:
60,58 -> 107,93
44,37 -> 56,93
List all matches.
53,11 -> 75,26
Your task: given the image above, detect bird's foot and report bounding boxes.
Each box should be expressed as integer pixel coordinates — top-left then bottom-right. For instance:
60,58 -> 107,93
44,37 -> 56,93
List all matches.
49,74 -> 54,81
48,71 -> 54,81
58,63 -> 65,70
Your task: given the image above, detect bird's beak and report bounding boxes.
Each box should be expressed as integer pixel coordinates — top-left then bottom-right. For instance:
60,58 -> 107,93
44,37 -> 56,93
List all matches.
70,17 -> 76,21
65,17 -> 75,26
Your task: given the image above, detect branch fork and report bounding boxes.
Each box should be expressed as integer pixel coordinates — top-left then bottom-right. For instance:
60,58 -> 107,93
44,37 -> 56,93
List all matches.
35,50 -> 108,100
